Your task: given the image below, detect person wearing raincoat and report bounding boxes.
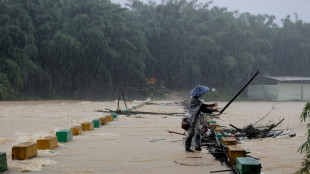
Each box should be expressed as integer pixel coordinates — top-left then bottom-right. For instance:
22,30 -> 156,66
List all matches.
185,85 -> 219,152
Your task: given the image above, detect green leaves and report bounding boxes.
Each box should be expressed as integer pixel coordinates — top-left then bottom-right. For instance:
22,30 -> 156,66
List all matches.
300,103 -> 310,123
298,103 -> 310,174
222,56 -> 237,71
1,0 -> 310,100
0,73 -> 13,100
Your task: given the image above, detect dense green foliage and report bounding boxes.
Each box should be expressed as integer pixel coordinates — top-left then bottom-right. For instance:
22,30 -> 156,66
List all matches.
1,0 -> 310,100
298,102 -> 310,174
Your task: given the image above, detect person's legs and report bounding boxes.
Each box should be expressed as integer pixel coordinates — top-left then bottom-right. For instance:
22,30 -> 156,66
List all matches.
185,128 -> 195,152
194,129 -> 202,151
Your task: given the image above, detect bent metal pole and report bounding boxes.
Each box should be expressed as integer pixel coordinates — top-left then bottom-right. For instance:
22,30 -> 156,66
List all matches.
219,71 -> 259,115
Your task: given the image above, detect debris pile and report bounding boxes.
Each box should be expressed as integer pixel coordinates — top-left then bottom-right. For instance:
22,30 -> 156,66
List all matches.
228,118 -> 292,139
196,113 -> 295,173
199,117 -> 259,173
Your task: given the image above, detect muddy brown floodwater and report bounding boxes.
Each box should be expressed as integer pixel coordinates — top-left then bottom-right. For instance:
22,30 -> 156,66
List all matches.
0,100 -> 306,174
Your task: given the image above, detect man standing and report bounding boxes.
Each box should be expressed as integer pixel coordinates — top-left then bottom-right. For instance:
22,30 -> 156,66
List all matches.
185,85 -> 219,152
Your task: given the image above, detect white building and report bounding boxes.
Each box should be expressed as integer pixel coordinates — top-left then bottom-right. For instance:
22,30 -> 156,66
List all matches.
247,76 -> 310,101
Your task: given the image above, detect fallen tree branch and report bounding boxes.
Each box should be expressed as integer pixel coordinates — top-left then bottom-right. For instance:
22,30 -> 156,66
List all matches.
167,130 -> 185,136
261,118 -> 285,139
96,109 -> 184,116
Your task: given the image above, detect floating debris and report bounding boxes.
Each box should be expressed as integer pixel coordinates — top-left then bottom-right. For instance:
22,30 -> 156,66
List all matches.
150,138 -> 165,142
228,118 -> 294,139
97,108 -> 184,116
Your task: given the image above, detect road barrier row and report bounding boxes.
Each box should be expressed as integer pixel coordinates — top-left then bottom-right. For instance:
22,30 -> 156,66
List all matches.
208,118 -> 261,174
0,101 -> 150,172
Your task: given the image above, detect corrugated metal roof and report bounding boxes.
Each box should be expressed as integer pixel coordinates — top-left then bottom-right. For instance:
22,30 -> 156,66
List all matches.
265,75 -> 310,82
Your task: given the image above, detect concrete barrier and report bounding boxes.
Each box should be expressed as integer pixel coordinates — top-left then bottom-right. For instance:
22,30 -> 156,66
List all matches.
99,117 -> 107,125
214,127 -> 224,132
207,120 -> 216,124
221,137 -> 237,146
209,123 -> 219,129
71,126 -> 83,136
112,113 -> 118,121
0,152 -> 7,172
37,136 -> 58,150
81,122 -> 94,131
56,129 -> 73,143
12,142 -> 37,160
236,157 -> 261,174
227,145 -> 246,164
92,119 -> 100,128
215,132 -> 230,141
105,115 -> 112,122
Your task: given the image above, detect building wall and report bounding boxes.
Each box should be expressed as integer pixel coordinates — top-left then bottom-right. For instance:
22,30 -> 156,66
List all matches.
264,85 -> 278,101
278,83 -> 301,101
248,85 -> 277,101
304,84 -> 310,101
247,85 -> 264,100
248,83 -> 310,101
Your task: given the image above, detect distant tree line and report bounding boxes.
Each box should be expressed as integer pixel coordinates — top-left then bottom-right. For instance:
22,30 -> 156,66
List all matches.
1,0 -> 310,100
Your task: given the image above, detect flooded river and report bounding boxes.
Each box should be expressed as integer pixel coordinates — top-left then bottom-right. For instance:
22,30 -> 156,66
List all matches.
0,100 -> 306,173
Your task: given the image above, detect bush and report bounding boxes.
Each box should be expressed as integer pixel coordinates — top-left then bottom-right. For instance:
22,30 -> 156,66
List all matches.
297,102 -> 310,174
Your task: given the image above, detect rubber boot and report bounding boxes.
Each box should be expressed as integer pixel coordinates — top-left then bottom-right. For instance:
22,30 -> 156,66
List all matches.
185,137 -> 193,152
195,147 -> 202,151
195,132 -> 202,151
186,148 -> 194,152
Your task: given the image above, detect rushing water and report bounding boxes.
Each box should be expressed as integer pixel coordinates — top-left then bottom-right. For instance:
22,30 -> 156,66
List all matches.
0,100 -> 306,173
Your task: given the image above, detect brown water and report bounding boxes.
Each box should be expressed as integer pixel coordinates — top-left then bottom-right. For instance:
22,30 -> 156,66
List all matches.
0,100 -> 306,174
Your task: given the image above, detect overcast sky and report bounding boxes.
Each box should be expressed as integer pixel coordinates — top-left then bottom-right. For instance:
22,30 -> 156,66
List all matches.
111,0 -> 310,24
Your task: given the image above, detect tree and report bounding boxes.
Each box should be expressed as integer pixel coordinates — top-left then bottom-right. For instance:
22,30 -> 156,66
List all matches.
298,102 -> 310,174
0,73 -> 13,100
1,0 -> 310,100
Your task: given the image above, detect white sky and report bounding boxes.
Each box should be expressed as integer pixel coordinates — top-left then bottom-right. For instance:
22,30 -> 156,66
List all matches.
111,0 -> 310,24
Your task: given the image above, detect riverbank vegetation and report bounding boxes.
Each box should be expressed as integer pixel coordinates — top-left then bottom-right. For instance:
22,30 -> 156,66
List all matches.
1,0 -> 310,100
298,102 -> 310,174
